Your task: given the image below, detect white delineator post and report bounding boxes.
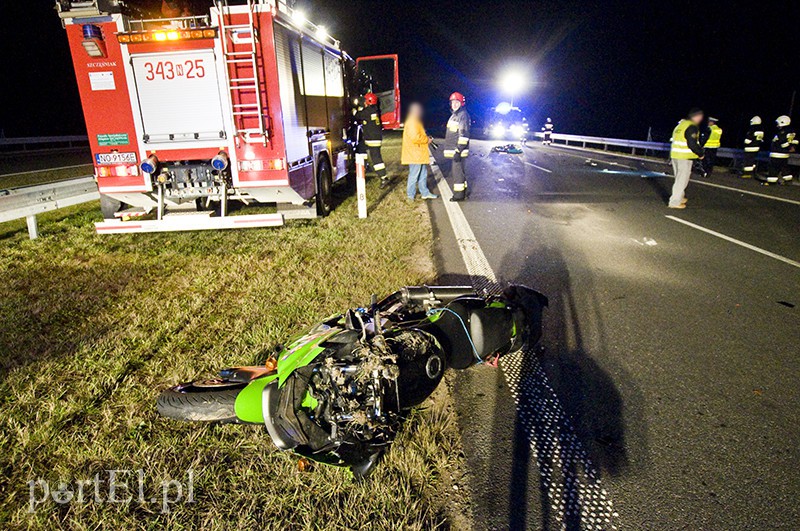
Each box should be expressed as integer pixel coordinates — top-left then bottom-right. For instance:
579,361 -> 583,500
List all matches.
356,153 -> 368,218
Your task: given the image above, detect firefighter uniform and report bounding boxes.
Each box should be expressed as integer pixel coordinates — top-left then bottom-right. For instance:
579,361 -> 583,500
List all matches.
741,116 -> 764,179
542,118 -> 554,145
444,92 -> 471,201
768,115 -> 797,184
700,118 -> 722,177
355,97 -> 387,184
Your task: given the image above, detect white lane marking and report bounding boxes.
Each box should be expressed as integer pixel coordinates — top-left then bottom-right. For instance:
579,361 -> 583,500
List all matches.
429,157 -> 497,288
546,144 -> 800,207
689,180 -> 800,206
0,163 -> 93,178
666,216 -> 800,269
430,155 -> 619,529
524,161 -> 553,173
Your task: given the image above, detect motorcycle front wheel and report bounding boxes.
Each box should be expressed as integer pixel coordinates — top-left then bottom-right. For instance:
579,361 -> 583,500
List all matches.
157,379 -> 246,423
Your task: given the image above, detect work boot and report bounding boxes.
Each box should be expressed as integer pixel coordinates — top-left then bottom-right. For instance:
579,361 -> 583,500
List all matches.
668,204 -> 686,209
380,178 -> 389,189
450,195 -> 464,202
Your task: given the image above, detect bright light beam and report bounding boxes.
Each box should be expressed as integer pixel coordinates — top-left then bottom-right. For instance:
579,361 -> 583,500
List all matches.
499,70 -> 527,97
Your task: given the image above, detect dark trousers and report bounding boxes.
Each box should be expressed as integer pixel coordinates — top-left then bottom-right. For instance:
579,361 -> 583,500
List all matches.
358,141 -> 387,178
701,148 -> 717,175
543,132 -> 552,145
451,158 -> 467,200
742,151 -> 757,176
768,156 -> 791,182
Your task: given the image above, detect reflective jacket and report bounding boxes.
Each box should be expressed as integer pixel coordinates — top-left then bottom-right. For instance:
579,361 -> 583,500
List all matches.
703,124 -> 722,148
444,107 -> 470,158
670,119 -> 703,160
743,124 -> 765,152
355,104 -> 383,146
770,127 -> 797,159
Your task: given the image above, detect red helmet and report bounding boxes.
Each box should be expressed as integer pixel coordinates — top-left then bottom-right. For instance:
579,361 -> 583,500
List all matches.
449,92 -> 466,105
364,92 -> 378,106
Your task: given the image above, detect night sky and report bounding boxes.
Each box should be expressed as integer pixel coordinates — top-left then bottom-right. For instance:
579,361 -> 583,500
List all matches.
3,1 -> 799,144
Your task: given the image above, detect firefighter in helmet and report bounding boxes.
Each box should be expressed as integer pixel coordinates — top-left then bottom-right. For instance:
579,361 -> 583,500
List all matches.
767,115 -> 797,185
355,92 -> 389,187
444,92 -> 470,202
542,117 -> 554,145
741,115 -> 764,179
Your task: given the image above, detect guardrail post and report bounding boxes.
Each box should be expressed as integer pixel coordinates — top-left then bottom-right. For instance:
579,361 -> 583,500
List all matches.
26,215 -> 39,240
356,154 -> 367,219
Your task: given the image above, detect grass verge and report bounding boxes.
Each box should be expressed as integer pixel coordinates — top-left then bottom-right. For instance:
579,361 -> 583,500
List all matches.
0,165 -> 94,190
0,139 -> 470,529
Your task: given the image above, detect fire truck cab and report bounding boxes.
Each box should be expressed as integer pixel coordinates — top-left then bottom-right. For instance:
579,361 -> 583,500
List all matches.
55,0 -> 400,233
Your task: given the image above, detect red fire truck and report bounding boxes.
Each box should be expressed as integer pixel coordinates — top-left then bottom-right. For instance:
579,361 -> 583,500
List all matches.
55,0 -> 400,233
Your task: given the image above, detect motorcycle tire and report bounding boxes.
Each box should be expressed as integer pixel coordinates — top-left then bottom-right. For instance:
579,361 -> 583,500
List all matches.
156,379 -> 247,423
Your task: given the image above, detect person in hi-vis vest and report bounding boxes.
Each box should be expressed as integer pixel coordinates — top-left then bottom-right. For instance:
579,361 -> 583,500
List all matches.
700,116 -> 722,177
669,108 -> 705,209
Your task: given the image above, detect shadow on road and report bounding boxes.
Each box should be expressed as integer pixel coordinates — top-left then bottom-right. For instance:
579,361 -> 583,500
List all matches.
495,232 -> 646,529
643,174 -> 672,204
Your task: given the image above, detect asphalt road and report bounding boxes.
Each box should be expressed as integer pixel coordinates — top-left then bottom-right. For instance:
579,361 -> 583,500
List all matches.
426,139 -> 800,530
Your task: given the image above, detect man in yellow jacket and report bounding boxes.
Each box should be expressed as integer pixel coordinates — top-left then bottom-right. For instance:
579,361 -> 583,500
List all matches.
402,103 -> 437,200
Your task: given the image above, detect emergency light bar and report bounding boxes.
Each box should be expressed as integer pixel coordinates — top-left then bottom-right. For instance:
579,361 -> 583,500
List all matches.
81,24 -> 107,57
117,28 -> 217,44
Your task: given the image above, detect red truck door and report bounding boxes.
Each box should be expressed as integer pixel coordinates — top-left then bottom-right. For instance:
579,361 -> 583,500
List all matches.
356,54 -> 400,129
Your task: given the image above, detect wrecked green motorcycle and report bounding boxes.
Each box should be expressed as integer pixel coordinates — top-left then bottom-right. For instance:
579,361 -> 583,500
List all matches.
157,285 -> 547,477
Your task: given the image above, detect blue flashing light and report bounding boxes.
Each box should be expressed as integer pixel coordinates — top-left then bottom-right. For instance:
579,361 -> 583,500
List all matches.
495,102 -> 513,115
82,24 -> 103,40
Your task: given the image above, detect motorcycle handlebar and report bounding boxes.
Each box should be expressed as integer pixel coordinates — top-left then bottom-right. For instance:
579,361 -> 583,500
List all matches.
400,285 -> 477,307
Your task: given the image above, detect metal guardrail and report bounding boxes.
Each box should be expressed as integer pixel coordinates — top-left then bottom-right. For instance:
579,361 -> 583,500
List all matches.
537,132 -> 800,166
0,176 -> 99,239
0,135 -> 90,152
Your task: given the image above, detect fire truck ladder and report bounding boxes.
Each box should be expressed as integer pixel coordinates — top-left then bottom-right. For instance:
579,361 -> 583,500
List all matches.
218,1 -> 267,143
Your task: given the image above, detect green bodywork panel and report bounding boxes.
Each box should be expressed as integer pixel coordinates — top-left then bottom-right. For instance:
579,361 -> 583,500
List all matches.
301,392 -> 318,410
234,322 -> 340,423
234,373 -> 278,423
276,325 -> 341,386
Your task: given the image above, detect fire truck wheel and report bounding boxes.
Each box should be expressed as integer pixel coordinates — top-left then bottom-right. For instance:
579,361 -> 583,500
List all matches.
100,195 -> 122,220
316,157 -> 333,217
156,380 -> 249,423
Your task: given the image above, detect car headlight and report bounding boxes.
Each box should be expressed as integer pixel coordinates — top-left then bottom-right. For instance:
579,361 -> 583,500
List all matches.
492,125 -> 506,138
510,125 -> 523,136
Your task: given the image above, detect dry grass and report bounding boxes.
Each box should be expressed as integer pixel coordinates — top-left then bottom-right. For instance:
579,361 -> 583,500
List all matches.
0,138 -> 470,530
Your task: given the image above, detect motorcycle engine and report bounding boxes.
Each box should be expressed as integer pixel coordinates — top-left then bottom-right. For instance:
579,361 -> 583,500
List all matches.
307,330 -> 444,448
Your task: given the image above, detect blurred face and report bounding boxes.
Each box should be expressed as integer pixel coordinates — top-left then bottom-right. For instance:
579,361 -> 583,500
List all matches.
450,100 -> 462,112
691,113 -> 703,125
409,103 -> 423,119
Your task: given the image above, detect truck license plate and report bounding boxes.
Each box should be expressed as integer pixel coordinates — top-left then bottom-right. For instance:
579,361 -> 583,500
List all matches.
96,152 -> 137,165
